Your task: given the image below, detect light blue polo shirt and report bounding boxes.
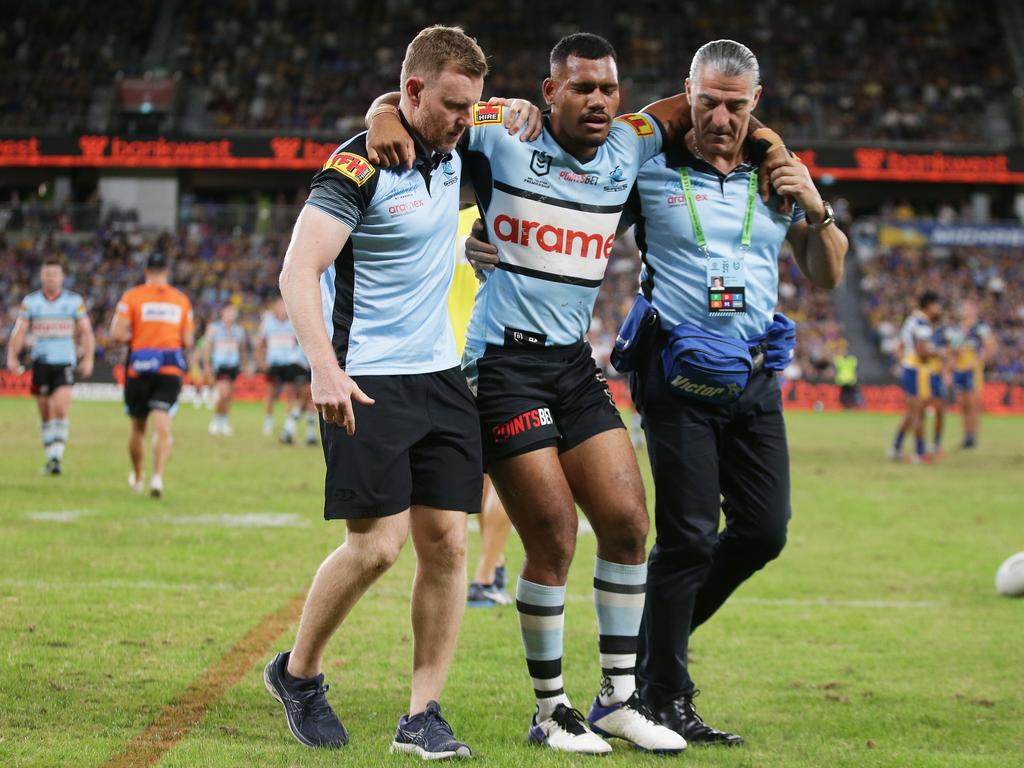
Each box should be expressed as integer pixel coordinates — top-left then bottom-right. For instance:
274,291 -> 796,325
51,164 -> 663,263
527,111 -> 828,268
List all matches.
18,290 -> 86,365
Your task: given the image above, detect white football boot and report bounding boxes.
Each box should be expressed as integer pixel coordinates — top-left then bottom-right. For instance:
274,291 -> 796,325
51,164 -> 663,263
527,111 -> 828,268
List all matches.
528,703 -> 612,754
588,691 -> 687,753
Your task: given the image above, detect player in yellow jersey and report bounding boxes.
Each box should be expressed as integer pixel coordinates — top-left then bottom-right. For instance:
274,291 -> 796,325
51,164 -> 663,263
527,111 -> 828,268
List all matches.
451,205 -> 514,606
950,299 -> 996,448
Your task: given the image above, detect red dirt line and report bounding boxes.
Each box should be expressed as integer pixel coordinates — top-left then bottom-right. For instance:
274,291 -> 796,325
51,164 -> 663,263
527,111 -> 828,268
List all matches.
101,591 -> 306,768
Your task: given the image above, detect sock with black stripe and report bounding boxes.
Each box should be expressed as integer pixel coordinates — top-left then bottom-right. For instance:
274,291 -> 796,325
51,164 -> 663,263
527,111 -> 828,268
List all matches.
516,578 -> 570,720
594,557 -> 646,705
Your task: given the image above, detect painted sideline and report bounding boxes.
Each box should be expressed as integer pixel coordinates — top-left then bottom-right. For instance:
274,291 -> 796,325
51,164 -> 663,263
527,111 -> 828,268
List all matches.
101,591 -> 305,768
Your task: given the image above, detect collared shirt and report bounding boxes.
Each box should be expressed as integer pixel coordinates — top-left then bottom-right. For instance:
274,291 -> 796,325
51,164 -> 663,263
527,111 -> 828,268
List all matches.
260,313 -> 304,367
624,141 -> 804,341
208,320 -> 246,369
462,107 -> 663,357
18,290 -> 86,365
305,114 -> 461,376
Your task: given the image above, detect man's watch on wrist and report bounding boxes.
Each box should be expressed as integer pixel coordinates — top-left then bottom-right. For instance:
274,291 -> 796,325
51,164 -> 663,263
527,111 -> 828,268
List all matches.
808,201 -> 835,230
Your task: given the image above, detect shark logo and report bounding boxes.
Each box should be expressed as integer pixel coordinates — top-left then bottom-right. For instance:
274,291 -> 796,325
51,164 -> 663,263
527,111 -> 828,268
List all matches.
610,165 -> 625,183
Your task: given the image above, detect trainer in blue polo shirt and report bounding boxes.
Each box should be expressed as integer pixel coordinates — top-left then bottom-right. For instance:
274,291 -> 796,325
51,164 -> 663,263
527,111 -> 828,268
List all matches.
616,40 -> 848,747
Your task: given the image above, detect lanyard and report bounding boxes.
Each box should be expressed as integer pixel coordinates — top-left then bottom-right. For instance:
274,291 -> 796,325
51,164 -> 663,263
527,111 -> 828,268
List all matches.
679,168 -> 758,256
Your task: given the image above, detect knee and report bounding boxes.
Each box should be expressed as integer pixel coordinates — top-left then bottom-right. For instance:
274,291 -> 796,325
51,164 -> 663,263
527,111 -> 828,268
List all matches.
523,517 -> 577,576
739,526 -> 788,569
596,501 -> 649,559
420,526 -> 468,572
351,536 -> 404,577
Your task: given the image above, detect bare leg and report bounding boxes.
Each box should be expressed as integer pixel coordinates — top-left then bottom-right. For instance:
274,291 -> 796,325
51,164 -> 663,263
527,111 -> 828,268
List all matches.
473,478 -> 513,585
409,506 -> 468,714
150,410 -> 174,478
289,512 -> 410,678
215,379 -> 233,417
129,417 -> 146,478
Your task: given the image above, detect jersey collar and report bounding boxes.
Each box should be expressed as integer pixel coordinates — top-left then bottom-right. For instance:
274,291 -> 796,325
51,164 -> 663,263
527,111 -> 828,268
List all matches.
399,112 -> 451,170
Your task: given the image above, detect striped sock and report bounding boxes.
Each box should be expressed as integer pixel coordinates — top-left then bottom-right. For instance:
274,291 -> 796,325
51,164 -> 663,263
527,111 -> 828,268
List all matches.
50,419 -> 69,460
516,578 -> 570,719
594,558 -> 646,705
41,420 -> 56,459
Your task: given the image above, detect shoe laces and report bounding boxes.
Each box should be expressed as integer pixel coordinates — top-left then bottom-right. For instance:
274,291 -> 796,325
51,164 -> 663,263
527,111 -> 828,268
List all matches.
423,707 -> 458,743
298,682 -> 334,721
551,704 -> 588,735
672,690 -> 704,724
623,691 -> 659,723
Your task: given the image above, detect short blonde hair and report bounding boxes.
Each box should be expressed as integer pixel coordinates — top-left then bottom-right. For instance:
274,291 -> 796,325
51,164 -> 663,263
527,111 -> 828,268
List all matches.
400,25 -> 488,85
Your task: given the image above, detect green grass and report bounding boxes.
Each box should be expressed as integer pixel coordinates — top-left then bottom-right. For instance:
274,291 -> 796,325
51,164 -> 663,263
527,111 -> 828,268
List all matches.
1,398 -> 1022,767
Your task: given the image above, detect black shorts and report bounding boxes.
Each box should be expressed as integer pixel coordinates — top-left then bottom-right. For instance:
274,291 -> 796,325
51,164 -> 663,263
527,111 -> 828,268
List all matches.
474,341 -> 623,467
215,366 -> 240,382
267,364 -> 309,386
124,374 -> 182,419
31,361 -> 74,396
320,366 -> 483,519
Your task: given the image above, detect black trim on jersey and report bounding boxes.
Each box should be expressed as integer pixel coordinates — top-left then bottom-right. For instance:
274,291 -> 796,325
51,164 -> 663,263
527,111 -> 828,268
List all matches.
493,180 -> 623,214
331,237 -> 357,369
497,261 -> 603,288
309,132 -> 381,228
465,149 -> 494,218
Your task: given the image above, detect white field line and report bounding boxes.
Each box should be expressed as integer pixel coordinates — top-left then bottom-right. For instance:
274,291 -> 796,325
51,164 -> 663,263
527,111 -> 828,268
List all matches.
0,577 -> 298,594
24,510 -> 96,522
154,513 -> 311,528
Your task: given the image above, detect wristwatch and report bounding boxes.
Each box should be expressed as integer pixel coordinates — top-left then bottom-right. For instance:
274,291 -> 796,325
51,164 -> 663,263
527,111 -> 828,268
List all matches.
807,201 -> 835,230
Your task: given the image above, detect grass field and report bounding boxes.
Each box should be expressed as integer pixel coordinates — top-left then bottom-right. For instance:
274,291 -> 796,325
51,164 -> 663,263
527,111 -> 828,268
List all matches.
1,397 -> 1022,768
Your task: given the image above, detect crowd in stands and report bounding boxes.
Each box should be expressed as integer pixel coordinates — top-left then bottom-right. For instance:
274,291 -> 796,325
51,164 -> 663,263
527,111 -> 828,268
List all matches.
0,0 -> 1017,144
861,244 -> 1024,384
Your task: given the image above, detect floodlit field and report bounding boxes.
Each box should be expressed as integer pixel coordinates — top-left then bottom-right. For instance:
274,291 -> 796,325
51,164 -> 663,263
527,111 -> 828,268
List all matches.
1,398 -> 1021,767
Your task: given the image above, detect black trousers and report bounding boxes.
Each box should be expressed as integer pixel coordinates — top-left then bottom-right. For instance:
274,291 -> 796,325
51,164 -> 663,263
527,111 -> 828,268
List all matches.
631,349 -> 791,707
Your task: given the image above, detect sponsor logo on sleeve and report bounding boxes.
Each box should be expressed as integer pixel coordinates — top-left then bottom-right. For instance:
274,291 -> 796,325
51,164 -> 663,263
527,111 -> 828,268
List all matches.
322,151 -> 376,186
473,103 -> 504,126
616,113 -> 654,137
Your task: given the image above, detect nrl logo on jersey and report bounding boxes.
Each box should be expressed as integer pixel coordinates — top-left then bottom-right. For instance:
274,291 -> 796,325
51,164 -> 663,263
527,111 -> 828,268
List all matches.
530,150 -> 552,177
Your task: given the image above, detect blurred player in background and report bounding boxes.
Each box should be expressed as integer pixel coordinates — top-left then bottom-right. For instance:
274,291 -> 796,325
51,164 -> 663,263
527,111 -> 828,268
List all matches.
927,320 -> 952,458
110,252 -> 194,498
5,258 -> 95,475
257,298 -> 314,442
452,204 -> 514,607
951,298 -> 996,448
891,291 -> 941,463
201,304 -> 247,436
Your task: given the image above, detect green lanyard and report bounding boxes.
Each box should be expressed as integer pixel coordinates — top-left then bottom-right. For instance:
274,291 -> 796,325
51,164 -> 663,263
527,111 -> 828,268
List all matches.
679,168 -> 758,257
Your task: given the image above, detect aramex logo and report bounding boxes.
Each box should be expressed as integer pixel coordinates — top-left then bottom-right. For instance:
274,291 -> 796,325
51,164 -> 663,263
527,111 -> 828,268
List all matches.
492,214 -> 614,259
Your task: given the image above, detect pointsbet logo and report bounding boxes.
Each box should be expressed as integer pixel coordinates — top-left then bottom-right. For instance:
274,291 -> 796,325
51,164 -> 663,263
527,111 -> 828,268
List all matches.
491,407 -> 554,442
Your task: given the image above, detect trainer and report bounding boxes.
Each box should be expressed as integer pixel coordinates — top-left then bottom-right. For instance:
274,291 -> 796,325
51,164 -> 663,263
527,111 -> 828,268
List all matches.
618,40 -> 847,745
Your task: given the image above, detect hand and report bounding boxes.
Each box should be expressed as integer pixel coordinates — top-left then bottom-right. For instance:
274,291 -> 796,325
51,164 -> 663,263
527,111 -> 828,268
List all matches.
78,358 -> 94,378
767,152 -> 823,220
366,112 -> 415,170
487,97 -> 543,142
465,218 -> 499,277
6,358 -> 22,374
751,127 -> 794,212
311,362 -> 375,436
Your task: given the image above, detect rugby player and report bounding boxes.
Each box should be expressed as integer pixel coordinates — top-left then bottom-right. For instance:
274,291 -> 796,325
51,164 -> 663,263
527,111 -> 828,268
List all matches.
6,258 -> 95,475
263,26 -> 540,757
110,252 -> 194,497
200,304 -> 247,436
891,291 -> 942,463
364,32 -> 749,754
256,298 -> 309,441
927,318 -> 952,458
951,298 -> 996,448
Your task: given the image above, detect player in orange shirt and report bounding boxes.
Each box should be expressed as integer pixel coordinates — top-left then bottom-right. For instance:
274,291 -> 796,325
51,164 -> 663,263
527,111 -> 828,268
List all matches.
110,252 -> 194,498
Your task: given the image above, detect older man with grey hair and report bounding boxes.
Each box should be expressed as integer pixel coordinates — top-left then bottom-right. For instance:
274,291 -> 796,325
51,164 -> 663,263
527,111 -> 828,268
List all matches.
616,39 -> 848,745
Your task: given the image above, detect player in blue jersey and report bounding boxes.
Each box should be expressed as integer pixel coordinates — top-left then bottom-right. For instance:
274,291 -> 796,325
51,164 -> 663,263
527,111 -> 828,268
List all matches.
6,258 -> 95,475
256,298 -> 314,443
892,292 -> 942,463
263,27 -> 541,758
200,304 -> 247,436
927,321 -> 952,458
950,299 -> 997,448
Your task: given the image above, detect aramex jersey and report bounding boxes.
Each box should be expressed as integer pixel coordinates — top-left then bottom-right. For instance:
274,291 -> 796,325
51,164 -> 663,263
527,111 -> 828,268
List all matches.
307,121 -> 461,376
462,106 -> 663,356
260,314 -> 304,367
208,320 -> 246,369
18,290 -> 86,365
115,284 -> 193,377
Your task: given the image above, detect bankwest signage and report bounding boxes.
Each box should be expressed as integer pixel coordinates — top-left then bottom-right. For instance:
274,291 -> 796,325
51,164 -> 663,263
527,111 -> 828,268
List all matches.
2,134 -> 1024,182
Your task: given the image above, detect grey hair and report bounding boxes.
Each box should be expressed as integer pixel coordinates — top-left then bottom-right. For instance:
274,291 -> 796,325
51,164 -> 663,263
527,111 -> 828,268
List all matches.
689,39 -> 760,89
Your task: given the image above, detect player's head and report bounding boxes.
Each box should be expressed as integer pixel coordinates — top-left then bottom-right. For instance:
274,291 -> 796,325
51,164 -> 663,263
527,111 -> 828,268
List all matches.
544,33 -> 619,153
685,40 -> 762,159
40,257 -> 65,294
271,297 -> 287,320
959,297 -> 979,324
221,304 -> 238,324
918,290 -> 942,321
144,251 -> 170,283
400,25 -> 488,153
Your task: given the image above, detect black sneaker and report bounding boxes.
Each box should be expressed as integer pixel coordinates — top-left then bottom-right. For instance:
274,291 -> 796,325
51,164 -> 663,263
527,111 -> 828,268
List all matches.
279,432 -> 294,445
264,650 -> 348,748
391,700 -> 471,759
494,564 -> 507,591
43,458 -> 61,475
655,692 -> 743,746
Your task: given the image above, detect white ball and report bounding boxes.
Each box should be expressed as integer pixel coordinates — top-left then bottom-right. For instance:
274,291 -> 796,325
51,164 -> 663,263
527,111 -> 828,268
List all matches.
995,552 -> 1024,597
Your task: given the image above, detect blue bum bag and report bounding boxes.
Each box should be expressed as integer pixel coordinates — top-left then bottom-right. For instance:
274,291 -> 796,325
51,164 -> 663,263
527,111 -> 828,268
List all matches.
662,313 -> 797,405
128,348 -> 187,376
610,294 -> 660,374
